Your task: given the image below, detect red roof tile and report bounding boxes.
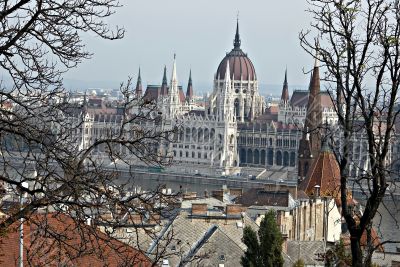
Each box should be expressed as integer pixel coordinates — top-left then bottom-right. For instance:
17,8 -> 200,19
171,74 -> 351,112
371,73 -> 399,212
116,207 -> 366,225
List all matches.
299,149 -> 341,198
0,213 -> 152,267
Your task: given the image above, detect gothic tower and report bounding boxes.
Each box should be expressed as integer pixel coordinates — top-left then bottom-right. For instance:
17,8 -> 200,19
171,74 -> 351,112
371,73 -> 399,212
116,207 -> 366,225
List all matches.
168,54 -> 181,117
186,69 -> 194,104
281,68 -> 289,104
135,67 -> 143,97
161,65 -> 168,96
298,57 -> 323,180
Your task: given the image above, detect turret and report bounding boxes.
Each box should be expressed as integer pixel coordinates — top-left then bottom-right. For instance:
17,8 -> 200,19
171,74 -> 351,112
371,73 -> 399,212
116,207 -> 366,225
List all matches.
168,54 -> 181,117
186,69 -> 194,103
281,68 -> 289,103
161,65 -> 168,96
135,67 -> 143,97
218,63 -> 234,121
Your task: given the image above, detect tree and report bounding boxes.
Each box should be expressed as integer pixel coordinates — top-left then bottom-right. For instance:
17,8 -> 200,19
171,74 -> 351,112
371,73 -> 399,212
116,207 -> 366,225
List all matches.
0,1 -> 177,265
241,210 -> 284,267
300,0 -> 400,266
292,259 -> 305,267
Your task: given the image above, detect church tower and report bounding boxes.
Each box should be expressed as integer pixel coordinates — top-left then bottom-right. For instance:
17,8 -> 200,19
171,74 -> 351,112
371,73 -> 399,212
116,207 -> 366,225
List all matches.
298,57 -> 323,180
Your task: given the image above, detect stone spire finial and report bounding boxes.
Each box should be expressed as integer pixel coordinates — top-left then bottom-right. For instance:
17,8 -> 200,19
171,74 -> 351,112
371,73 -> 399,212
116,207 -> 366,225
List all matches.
171,54 -> 178,84
161,65 -> 168,96
281,68 -> 289,102
135,67 -> 143,97
233,17 -> 241,49
186,69 -> 194,102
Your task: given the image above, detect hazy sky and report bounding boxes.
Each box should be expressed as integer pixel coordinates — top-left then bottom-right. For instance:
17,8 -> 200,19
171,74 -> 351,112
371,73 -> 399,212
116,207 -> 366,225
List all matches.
64,0 -> 315,94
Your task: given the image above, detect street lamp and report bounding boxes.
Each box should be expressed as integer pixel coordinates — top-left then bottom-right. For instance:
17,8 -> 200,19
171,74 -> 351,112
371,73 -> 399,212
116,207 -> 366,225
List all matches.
19,182 -> 29,267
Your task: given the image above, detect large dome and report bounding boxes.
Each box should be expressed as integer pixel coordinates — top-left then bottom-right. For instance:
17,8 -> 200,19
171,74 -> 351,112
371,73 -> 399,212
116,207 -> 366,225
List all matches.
216,22 -> 257,81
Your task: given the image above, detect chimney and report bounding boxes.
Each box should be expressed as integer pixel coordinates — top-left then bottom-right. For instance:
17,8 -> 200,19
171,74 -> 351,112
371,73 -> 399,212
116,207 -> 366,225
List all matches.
314,185 -> 321,198
211,190 -> 223,202
226,204 -> 242,216
191,203 -> 208,215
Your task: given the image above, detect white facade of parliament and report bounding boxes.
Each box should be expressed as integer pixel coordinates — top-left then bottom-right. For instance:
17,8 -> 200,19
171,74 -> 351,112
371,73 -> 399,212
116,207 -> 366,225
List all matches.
71,21 -> 396,178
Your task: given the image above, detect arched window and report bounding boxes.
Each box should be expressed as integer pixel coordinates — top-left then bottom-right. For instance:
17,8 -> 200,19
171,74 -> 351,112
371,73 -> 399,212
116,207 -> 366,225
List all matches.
192,127 -> 197,142
261,150 -> 266,165
240,148 -> 246,164
276,151 -> 282,166
247,149 -> 253,164
204,128 -> 210,142
185,128 -> 191,142
198,128 -> 203,142
210,128 -> 215,141
268,149 -> 274,165
290,152 -> 296,166
283,151 -> 289,167
234,98 -> 240,117
254,149 -> 260,165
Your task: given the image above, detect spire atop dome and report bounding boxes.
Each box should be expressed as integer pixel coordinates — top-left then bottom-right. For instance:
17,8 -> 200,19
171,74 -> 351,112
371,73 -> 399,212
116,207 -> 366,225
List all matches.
233,18 -> 241,49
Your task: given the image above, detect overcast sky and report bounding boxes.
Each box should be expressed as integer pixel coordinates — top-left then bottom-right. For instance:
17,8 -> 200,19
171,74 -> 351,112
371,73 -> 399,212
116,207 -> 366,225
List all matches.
64,0 -> 315,94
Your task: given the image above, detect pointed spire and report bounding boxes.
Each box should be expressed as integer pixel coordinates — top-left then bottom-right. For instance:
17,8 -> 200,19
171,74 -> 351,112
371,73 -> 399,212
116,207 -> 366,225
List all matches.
186,69 -> 194,102
162,65 -> 168,86
233,18 -> 241,49
135,67 -> 143,97
281,68 -> 289,102
171,53 -> 178,84
161,65 -> 168,96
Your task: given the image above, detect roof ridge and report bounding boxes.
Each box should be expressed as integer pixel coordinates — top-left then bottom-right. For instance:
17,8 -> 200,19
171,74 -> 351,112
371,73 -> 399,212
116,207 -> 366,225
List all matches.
179,224 -> 219,266
216,225 -> 247,251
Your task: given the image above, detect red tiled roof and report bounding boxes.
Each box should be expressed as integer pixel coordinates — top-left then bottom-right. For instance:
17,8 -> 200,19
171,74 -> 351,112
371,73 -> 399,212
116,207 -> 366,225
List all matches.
179,88 -> 185,103
299,149 -> 341,198
0,213 -> 152,267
